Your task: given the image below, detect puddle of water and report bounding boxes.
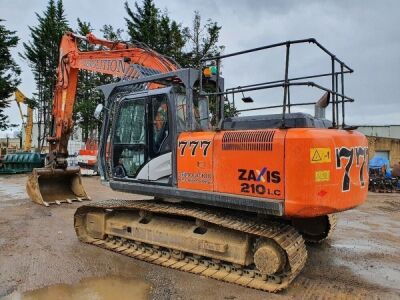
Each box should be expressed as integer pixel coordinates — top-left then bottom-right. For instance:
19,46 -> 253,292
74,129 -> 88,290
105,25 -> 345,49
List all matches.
332,239 -> 396,254
336,258 -> 400,291
1,277 -> 151,300
340,219 -> 371,231
0,182 -> 27,197
0,181 -> 28,208
340,215 -> 400,238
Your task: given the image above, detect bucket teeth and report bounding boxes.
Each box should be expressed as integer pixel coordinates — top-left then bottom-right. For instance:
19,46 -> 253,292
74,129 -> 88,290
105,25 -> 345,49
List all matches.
26,167 -> 90,206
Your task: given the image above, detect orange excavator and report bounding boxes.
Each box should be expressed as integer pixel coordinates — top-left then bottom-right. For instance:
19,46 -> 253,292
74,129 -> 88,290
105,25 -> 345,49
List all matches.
27,33 -> 368,292
26,32 -> 178,206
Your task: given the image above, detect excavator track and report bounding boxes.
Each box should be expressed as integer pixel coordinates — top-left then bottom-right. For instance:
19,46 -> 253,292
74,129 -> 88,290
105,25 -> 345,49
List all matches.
74,200 -> 307,293
322,214 -> 337,241
292,214 -> 337,243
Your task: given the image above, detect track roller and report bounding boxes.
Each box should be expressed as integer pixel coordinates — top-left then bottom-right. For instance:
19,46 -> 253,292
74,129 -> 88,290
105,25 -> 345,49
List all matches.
254,239 -> 287,275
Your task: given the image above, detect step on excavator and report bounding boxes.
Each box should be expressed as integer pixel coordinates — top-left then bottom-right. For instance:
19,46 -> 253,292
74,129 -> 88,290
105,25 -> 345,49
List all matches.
27,33 -> 368,292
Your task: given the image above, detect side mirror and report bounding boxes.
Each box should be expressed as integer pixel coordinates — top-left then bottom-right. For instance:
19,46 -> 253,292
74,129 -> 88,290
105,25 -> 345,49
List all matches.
241,96 -> 254,103
94,104 -> 104,120
240,90 -> 254,103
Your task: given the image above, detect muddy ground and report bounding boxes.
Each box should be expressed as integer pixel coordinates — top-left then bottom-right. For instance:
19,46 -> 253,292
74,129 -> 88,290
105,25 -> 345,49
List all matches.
0,174 -> 399,299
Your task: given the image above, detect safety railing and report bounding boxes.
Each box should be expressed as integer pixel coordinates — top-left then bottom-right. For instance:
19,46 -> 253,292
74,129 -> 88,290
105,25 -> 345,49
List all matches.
200,38 -> 354,129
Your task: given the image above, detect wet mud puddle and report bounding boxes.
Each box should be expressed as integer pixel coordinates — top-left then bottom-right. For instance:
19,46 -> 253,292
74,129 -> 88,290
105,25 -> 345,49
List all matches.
0,180 -> 27,208
2,276 -> 151,300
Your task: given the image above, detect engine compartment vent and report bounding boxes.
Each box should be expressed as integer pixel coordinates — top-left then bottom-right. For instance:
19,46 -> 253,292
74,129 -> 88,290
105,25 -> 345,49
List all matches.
222,130 -> 275,151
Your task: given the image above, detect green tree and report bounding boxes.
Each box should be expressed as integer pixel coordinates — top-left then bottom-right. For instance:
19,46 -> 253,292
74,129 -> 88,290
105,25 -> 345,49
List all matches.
100,24 -> 124,41
124,0 -> 186,64
125,0 -> 159,48
124,1 -> 234,120
74,19 -> 97,142
157,12 -> 186,64
21,0 -> 69,148
74,20 -> 121,142
182,12 -> 236,119
0,20 -> 20,130
124,1 -> 224,69
182,11 -> 223,68
169,20 -> 186,64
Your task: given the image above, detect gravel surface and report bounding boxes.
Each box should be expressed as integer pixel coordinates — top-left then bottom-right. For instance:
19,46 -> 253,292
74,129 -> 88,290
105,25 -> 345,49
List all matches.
0,174 -> 399,299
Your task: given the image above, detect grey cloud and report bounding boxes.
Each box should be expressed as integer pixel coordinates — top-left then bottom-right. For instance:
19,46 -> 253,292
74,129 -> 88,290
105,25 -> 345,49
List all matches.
0,0 -> 399,136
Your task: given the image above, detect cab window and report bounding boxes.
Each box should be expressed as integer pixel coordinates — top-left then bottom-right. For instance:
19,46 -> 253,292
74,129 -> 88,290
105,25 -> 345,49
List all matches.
151,94 -> 169,154
176,94 -> 187,132
175,93 -> 210,131
113,99 -> 146,177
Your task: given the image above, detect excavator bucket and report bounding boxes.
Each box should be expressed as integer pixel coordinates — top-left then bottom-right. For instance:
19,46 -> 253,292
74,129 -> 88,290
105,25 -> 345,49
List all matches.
26,167 -> 90,206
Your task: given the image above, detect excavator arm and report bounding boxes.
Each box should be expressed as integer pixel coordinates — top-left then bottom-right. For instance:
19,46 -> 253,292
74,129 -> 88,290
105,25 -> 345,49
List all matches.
50,32 -> 178,165
15,89 -> 35,152
27,31 -> 178,206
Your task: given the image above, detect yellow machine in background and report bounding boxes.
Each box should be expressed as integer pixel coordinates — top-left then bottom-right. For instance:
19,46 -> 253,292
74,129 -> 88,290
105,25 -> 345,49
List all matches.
0,90 -> 44,174
15,89 -> 34,151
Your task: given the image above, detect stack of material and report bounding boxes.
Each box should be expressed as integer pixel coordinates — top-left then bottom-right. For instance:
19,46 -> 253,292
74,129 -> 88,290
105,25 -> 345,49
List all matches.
0,152 -> 44,174
368,157 -> 399,193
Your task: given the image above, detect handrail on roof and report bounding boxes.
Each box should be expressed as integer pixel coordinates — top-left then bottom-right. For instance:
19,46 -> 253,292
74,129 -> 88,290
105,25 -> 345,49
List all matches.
201,38 -> 353,72
200,38 -> 354,129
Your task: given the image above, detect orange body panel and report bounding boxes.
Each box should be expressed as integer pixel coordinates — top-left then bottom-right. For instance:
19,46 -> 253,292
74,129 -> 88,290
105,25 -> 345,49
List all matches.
213,130 -> 285,199
177,132 -> 214,191
177,128 -> 368,218
284,129 -> 368,217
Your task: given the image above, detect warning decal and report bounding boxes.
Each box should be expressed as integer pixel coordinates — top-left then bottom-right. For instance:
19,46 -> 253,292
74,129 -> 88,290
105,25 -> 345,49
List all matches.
310,148 -> 331,163
315,170 -> 330,182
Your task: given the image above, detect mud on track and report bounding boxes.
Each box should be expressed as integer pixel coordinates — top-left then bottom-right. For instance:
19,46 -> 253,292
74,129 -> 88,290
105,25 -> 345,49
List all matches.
0,174 -> 399,299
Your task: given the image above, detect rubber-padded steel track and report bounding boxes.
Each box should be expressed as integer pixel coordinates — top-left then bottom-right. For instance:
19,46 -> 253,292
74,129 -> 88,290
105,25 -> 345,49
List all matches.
323,214 -> 337,241
292,214 -> 337,244
74,200 -> 307,292
308,214 -> 337,243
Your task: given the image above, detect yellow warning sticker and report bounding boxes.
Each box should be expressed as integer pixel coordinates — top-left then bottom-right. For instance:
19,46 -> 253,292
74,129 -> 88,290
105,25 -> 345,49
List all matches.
315,170 -> 330,182
310,148 -> 331,163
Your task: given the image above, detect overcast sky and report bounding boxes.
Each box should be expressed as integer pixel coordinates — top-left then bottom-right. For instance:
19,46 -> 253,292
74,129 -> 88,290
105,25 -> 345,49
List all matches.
1,0 -> 399,136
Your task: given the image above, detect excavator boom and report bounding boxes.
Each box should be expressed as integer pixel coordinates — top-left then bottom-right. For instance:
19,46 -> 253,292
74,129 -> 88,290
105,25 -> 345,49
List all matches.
15,89 -> 34,152
27,32 -> 178,206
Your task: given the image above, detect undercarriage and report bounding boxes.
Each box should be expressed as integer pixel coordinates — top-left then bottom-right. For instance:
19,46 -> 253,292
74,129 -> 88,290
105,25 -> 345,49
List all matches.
74,200 -> 311,292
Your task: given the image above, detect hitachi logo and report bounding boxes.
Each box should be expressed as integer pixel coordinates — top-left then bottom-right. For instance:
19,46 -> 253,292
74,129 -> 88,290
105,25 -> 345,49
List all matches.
81,58 -> 127,74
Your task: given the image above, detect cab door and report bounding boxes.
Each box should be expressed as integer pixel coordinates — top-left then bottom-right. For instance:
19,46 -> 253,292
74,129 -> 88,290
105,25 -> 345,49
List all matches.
146,94 -> 172,181
112,97 -> 148,179
111,93 -> 172,182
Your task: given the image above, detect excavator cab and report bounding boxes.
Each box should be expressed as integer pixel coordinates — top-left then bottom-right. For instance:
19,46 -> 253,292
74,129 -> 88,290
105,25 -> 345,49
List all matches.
100,75 -> 213,186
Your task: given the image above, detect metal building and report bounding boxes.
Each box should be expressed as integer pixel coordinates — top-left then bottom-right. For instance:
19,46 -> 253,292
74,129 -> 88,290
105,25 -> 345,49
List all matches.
357,125 -> 400,164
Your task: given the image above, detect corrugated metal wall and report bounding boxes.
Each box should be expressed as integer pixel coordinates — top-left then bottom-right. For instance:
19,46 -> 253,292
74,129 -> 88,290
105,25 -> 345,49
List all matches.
358,125 -> 400,139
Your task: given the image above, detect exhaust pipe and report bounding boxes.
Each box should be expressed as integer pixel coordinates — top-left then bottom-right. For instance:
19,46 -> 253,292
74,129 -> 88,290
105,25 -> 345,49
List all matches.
314,92 -> 330,119
26,166 -> 90,206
